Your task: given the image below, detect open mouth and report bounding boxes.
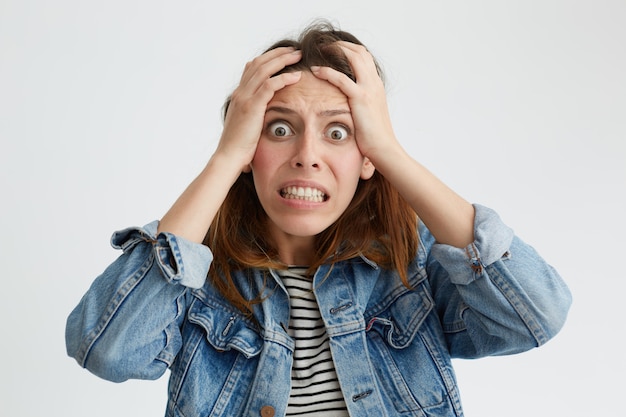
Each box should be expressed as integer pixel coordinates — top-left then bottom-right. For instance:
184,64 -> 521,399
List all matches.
280,186 -> 327,203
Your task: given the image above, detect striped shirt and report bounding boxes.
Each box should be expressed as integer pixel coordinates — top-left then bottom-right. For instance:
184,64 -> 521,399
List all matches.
276,267 -> 349,417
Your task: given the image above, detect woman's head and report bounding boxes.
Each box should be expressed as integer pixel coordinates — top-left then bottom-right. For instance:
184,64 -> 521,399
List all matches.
249,71 -> 376,264
207,21 -> 417,315
223,20 -> 384,118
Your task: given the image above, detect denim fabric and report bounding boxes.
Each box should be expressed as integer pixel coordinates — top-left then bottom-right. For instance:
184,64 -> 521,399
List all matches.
66,204 -> 572,417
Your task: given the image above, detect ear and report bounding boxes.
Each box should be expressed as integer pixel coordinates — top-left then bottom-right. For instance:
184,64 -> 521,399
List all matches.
360,157 -> 375,180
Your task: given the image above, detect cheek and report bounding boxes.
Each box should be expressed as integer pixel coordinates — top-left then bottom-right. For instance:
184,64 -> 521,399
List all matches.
250,141 -> 285,193
250,141 -> 275,172
333,152 -> 367,181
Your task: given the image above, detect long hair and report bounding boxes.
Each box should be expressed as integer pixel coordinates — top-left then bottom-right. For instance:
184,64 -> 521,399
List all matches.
205,21 -> 419,315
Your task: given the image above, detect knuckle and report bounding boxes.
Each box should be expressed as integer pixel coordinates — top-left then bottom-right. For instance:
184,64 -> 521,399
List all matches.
258,79 -> 277,94
229,89 -> 244,102
243,60 -> 254,72
228,91 -> 251,112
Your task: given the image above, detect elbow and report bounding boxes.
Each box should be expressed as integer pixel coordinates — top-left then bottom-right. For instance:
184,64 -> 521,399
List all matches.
66,336 -> 133,382
536,282 -> 573,346
518,265 -> 573,349
82,348 -> 131,382
82,345 -> 167,383
66,330 -> 166,383
505,240 -> 573,347
65,313 -> 134,382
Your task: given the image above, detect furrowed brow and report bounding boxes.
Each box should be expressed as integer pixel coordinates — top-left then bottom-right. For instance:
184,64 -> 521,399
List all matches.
265,106 -> 351,116
265,106 -> 296,115
319,109 -> 351,117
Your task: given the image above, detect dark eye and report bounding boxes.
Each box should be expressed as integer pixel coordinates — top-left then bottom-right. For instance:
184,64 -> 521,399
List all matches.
268,122 -> 293,137
326,125 -> 349,141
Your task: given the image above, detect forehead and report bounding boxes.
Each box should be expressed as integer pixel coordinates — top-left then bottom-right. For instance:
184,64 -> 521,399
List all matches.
268,72 -> 348,110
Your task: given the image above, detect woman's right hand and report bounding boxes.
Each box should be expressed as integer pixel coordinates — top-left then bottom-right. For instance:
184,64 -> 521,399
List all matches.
215,47 -> 303,172
157,47 -> 301,242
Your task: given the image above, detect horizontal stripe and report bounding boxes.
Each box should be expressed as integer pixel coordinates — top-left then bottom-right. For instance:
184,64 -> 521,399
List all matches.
291,377 -> 341,391
276,267 -> 349,417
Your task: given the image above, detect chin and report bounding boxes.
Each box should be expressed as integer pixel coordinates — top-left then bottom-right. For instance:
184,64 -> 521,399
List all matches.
282,224 -> 328,238
272,217 -> 334,238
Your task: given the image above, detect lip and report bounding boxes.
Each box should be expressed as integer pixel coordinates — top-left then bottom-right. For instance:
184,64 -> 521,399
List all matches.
277,180 -> 329,203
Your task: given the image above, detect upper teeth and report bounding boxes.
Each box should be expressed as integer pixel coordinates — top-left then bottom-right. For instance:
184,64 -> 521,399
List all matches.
281,186 -> 325,202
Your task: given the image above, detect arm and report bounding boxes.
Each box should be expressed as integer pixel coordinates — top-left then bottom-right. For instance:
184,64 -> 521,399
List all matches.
313,43 -> 571,354
422,205 -> 572,357
368,146 -> 475,248
65,222 -> 211,381
66,48 -> 304,380
158,47 -> 303,242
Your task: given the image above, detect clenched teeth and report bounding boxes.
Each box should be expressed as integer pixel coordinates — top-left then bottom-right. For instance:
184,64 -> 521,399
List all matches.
280,186 -> 326,202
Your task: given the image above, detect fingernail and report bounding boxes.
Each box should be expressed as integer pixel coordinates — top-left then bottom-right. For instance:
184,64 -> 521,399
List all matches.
291,49 -> 302,55
310,66 -> 320,72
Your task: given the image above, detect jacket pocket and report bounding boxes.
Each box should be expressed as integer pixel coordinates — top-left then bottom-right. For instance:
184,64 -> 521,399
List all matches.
365,279 -> 433,349
187,298 -> 263,358
167,298 -> 262,417
365,281 -> 461,416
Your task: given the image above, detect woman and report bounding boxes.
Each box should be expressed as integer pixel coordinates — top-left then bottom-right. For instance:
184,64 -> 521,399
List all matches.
66,22 -> 572,417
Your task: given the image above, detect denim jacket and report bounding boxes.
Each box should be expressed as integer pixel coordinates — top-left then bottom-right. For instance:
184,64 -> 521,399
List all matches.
66,205 -> 571,417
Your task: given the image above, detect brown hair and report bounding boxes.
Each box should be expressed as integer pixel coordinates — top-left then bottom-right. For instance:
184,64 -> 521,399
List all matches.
205,21 -> 418,315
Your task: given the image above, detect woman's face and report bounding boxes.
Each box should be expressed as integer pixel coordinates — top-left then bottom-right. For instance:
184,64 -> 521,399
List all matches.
249,71 -> 374,263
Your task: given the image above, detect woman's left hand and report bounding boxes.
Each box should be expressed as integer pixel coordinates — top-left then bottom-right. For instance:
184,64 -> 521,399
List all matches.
310,41 -> 399,162
312,41 -> 476,248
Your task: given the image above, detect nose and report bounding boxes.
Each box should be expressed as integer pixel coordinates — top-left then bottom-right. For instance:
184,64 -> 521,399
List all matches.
291,130 -> 320,169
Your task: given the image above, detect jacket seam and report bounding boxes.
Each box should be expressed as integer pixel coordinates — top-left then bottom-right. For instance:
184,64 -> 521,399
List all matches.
77,252 -> 155,367
488,264 -> 549,346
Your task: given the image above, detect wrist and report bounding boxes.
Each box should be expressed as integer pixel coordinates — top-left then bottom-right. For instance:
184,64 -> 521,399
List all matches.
364,139 -> 408,173
208,148 -> 251,179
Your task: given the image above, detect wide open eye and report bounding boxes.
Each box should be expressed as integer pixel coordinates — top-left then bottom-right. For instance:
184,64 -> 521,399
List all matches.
326,125 -> 349,141
268,121 -> 293,138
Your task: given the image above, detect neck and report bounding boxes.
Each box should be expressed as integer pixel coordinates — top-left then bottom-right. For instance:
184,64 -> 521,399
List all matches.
270,230 -> 316,266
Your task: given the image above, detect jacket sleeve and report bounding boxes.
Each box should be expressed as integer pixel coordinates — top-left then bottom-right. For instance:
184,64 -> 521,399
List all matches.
65,221 -> 212,382
422,204 -> 572,358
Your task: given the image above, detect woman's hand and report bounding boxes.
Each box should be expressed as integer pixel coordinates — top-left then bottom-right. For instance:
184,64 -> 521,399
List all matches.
157,47 -> 301,242
311,42 -> 475,248
216,47 -> 303,172
310,41 -> 398,161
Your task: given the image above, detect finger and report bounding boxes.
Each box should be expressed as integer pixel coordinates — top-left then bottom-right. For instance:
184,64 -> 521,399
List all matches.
310,65 -> 359,97
229,70 -> 302,117
254,70 -> 302,102
246,52 -> 302,94
335,42 -> 378,82
226,70 -> 302,133
241,47 -> 296,77
335,40 -> 366,53
240,47 -> 301,85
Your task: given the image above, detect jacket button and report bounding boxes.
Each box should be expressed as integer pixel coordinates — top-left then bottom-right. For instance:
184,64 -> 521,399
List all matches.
260,405 -> 275,417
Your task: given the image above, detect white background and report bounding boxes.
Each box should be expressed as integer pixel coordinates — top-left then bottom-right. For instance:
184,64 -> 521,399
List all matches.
2,0 -> 624,416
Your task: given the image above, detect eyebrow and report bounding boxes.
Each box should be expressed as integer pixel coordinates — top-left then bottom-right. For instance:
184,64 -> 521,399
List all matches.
266,106 -> 351,117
